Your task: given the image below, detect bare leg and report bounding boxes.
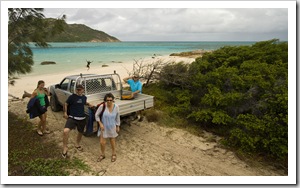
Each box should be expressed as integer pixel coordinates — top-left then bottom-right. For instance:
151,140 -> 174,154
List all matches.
63,128 -> 71,154
37,120 -> 42,130
138,110 -> 144,122
110,138 -> 116,155
96,133 -> 106,162
76,132 -> 83,147
41,112 -> 48,133
110,138 -> 117,162
100,134 -> 106,156
45,112 -> 48,129
37,115 -> 43,135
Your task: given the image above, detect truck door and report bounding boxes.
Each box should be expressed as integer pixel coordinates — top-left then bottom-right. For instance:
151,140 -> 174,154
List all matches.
56,78 -> 72,105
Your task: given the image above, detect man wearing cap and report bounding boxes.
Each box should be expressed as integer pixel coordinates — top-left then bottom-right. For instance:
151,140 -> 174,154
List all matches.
62,84 -> 92,158
123,74 -> 143,121
123,74 -> 142,96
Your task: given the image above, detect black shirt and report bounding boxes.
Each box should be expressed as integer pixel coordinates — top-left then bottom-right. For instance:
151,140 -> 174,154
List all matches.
66,94 -> 87,118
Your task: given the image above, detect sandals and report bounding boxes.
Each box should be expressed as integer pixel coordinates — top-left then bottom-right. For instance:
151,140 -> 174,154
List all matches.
96,154 -> 116,162
62,151 -> 68,158
75,146 -> 83,151
37,129 -> 50,136
111,154 -> 117,162
97,155 -> 105,162
37,130 -> 43,136
43,129 -> 51,134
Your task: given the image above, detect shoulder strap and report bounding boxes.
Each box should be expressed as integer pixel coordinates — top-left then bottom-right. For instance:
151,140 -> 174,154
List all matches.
98,102 -> 106,121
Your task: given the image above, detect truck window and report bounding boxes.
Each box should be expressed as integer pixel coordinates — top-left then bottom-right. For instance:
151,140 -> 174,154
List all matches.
103,78 -> 117,90
96,78 -> 117,91
60,79 -> 70,91
70,80 -> 76,93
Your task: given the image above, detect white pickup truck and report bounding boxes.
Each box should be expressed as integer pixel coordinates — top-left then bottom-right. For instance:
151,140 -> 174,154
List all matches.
49,72 -> 154,117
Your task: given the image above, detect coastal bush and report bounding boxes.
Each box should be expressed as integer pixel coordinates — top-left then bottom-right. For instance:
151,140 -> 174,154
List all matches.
160,62 -> 192,89
150,39 -> 288,165
144,109 -> 164,122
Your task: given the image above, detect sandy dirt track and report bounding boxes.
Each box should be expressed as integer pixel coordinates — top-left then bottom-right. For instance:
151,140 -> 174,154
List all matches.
8,98 -> 285,177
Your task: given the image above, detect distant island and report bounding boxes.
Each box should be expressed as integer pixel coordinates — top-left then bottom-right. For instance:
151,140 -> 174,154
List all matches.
45,18 -> 120,42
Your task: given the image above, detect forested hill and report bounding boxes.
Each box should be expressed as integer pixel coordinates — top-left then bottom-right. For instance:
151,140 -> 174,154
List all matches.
45,19 -> 120,42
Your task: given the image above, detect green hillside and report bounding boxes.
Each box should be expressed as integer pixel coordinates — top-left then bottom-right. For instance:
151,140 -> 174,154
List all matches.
45,20 -> 120,42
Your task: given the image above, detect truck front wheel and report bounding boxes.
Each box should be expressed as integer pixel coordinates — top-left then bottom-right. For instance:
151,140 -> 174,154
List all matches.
50,95 -> 62,112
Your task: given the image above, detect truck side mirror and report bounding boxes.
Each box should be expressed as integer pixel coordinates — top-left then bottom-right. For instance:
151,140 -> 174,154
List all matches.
55,84 -> 61,89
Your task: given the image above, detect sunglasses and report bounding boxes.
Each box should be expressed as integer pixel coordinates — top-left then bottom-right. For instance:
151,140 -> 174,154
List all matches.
106,100 -> 113,102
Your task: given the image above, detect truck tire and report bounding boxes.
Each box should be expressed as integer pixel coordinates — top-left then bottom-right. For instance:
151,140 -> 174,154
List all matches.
50,95 -> 62,112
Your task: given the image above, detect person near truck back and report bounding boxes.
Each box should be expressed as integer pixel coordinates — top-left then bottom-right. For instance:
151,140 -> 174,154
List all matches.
29,80 -> 50,136
95,93 -> 120,162
62,84 -> 92,158
123,74 -> 143,121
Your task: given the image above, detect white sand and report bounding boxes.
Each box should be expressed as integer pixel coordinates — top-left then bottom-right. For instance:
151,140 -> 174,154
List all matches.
8,55 -> 195,98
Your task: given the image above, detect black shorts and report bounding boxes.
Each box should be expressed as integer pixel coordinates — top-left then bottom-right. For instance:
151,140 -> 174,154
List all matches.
64,118 -> 86,133
40,106 -> 47,115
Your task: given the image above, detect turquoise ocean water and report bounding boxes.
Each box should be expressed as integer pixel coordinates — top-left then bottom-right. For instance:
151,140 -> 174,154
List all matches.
28,41 -> 255,76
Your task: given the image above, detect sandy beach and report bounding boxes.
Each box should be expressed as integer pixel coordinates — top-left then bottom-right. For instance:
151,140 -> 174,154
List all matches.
8,55 -> 195,99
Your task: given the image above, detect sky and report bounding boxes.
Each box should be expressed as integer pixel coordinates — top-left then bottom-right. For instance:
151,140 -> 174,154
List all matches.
43,7 -> 288,42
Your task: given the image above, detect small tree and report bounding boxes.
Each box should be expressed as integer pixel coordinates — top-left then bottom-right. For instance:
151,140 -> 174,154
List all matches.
124,58 -> 169,87
8,8 -> 66,84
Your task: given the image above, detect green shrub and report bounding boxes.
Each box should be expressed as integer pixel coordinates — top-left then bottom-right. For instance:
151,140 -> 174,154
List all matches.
146,39 -> 288,166
144,109 -> 163,122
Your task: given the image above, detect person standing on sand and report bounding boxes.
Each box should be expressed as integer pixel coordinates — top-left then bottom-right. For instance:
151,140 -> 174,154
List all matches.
30,80 -> 50,136
62,84 -> 92,158
123,74 -> 143,121
95,93 -> 120,162
86,60 -> 92,71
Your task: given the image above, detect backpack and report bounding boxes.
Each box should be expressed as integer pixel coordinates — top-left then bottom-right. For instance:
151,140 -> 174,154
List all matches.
90,102 -> 106,121
96,102 -> 106,121
92,102 -> 106,137
85,102 -> 106,137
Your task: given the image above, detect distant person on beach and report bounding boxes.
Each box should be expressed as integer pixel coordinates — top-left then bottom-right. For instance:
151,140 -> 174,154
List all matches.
29,80 -> 50,136
86,60 -> 92,70
95,93 -> 120,162
123,74 -> 143,121
62,84 -> 92,158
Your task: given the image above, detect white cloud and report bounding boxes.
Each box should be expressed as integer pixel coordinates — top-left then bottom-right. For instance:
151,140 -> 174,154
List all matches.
43,8 -> 288,41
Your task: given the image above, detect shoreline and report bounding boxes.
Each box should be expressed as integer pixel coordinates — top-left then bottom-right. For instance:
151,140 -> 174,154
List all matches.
8,55 -> 195,99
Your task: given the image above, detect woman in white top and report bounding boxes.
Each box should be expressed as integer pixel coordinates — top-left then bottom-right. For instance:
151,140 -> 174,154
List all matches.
95,93 -> 120,162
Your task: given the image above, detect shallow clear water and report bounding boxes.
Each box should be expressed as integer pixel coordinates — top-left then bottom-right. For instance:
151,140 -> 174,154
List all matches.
28,41 -> 255,76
